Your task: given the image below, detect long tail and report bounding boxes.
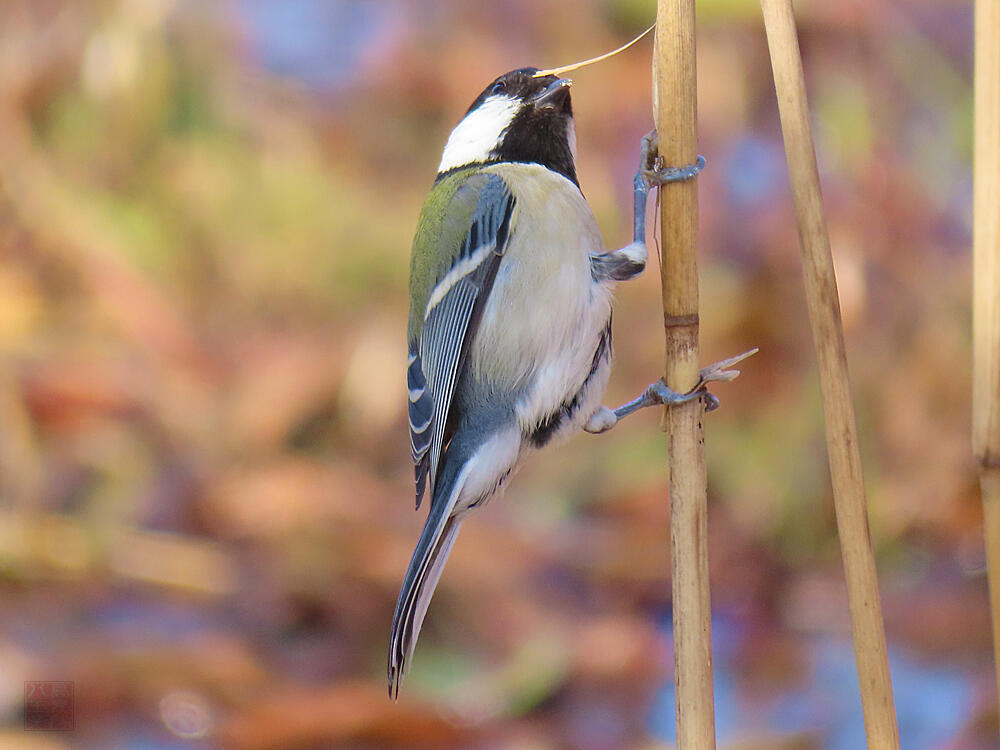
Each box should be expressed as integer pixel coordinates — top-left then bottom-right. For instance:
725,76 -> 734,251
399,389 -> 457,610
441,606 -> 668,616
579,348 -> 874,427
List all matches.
388,461 -> 470,698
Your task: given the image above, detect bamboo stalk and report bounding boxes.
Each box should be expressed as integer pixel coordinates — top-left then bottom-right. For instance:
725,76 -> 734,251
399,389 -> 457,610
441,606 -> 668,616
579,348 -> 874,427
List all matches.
653,3 -> 717,748
984,468 -> 1000,707
759,2 -> 901,748
973,0 -> 1000,715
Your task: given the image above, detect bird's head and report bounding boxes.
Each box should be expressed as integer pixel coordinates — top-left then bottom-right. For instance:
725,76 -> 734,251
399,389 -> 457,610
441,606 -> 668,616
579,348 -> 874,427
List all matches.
437,68 -> 578,185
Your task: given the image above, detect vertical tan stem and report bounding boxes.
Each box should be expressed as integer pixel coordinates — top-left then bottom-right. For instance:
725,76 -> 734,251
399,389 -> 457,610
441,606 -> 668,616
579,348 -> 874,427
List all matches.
984,469 -> 1000,708
760,1 -> 900,748
654,3 -> 717,748
973,0 -> 1000,715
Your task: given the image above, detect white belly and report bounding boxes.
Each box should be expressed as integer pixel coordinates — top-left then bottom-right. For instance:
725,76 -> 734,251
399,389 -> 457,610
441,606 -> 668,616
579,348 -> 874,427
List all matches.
471,163 -> 614,441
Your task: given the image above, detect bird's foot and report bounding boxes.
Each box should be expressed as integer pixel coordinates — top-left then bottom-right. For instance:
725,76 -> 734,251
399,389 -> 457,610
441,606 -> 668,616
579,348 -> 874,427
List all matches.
586,347 -> 759,433
646,379 -> 710,408
640,346 -> 760,413
638,129 -> 706,187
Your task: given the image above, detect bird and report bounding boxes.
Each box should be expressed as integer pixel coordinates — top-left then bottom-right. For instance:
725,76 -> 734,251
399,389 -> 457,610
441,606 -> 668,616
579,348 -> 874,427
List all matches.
389,67 -> 712,697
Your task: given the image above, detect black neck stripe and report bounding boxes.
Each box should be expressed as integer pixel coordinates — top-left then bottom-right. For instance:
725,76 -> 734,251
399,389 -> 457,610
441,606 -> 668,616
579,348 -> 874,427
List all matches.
435,159 -> 581,189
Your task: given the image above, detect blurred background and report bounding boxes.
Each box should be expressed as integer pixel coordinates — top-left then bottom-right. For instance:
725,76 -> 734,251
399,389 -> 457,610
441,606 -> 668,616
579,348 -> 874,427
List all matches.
0,0 -> 992,748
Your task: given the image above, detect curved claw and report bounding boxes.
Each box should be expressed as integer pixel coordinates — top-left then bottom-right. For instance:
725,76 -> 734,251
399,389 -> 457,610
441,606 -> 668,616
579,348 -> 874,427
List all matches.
703,392 -> 720,412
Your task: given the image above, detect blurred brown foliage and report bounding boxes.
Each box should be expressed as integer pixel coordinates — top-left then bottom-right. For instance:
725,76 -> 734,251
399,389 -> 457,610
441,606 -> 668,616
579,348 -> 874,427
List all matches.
0,0 -> 993,748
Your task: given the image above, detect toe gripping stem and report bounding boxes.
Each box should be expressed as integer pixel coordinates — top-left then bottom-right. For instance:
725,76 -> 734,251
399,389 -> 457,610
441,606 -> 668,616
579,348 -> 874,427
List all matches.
611,348 -> 759,422
633,130 -> 706,245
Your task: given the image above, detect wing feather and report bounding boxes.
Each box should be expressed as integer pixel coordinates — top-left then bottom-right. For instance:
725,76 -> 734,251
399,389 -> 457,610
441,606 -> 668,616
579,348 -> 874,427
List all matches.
407,174 -> 514,508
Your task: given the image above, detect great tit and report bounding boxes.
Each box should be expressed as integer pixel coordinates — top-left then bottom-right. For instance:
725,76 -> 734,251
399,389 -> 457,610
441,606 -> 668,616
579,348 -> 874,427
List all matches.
389,67 -> 710,696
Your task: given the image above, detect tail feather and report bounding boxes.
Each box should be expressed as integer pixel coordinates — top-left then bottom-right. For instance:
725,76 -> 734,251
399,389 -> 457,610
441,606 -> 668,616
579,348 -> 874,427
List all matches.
388,462 -> 470,697
407,520 -> 459,655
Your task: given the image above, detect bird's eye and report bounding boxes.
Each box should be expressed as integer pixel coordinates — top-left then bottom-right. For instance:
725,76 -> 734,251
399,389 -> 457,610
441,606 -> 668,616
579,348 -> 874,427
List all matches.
490,81 -> 506,95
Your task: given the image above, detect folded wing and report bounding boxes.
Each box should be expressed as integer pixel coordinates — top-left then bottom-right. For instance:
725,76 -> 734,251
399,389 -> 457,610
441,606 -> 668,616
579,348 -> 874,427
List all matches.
408,174 -> 515,508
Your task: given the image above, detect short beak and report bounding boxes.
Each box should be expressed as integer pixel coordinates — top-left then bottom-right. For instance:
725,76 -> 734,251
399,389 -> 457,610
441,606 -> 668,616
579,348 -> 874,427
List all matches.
532,77 -> 572,108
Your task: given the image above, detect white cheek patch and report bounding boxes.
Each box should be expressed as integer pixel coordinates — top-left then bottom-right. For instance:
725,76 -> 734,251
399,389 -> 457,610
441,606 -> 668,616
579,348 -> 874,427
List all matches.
438,95 -> 520,173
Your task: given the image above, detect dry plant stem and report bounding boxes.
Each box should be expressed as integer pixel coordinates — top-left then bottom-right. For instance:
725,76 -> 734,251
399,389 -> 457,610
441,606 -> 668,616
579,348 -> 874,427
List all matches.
973,0 -> 1000,712
979,466 -> 1000,704
760,1 -> 900,748
654,2 -> 716,749
984,470 -> 1000,706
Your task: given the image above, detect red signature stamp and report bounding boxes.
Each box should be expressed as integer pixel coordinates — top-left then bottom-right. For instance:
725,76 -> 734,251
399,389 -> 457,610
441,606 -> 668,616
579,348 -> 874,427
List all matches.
24,681 -> 74,731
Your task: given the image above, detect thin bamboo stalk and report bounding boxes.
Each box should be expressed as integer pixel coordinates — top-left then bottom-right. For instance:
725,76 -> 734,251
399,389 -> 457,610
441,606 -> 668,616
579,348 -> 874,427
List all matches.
759,1 -> 901,748
653,2 -> 716,748
973,0 -> 1000,715
984,469 -> 1000,706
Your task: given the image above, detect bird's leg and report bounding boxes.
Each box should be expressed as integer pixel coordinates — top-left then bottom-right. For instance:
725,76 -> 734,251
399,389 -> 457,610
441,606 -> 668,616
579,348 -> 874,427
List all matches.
585,129 -> 728,435
584,348 -> 758,434
591,130 -> 706,282
584,382 -> 713,434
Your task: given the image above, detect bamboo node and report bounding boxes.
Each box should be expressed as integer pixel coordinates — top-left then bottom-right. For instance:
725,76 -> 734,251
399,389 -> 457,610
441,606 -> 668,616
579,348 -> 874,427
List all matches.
978,454 -> 1000,470
663,313 -> 700,328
